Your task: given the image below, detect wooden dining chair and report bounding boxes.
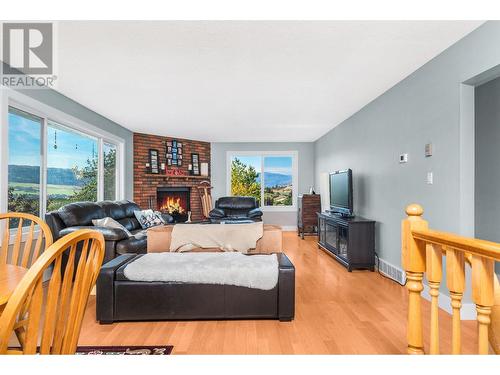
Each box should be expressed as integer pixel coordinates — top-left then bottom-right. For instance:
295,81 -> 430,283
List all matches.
0,229 -> 105,354
0,212 -> 54,268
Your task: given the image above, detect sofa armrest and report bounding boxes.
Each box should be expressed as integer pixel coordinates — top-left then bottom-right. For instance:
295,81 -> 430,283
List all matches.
248,207 -> 263,219
59,225 -> 129,241
277,253 -> 295,321
96,254 -> 138,324
208,208 -> 225,218
45,211 -> 66,241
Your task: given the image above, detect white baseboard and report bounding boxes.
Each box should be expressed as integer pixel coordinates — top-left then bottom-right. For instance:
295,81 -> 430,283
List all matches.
280,226 -> 297,231
421,284 -> 476,321
377,257 -> 476,321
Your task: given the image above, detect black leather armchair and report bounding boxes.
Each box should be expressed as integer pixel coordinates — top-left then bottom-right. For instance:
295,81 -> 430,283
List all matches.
45,200 -> 172,263
208,196 -> 263,223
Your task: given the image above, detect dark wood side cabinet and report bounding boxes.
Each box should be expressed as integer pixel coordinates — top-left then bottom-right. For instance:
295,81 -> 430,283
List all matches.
317,212 -> 375,271
297,194 -> 322,239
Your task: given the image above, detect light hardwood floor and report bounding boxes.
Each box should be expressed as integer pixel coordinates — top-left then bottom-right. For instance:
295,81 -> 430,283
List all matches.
78,232 -> 478,354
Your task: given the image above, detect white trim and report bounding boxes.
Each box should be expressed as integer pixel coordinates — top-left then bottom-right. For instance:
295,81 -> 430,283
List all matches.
226,150 -> 299,212
459,83 -> 475,237
41,116 -> 48,217
280,225 -> 297,232
97,138 -> 104,201
422,284 -> 476,321
0,89 -> 10,214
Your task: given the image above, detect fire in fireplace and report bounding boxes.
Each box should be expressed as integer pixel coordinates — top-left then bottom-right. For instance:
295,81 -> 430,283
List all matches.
157,187 -> 190,222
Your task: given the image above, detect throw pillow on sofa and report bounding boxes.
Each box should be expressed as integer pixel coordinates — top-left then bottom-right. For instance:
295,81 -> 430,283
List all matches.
92,217 -> 133,237
134,209 -> 164,229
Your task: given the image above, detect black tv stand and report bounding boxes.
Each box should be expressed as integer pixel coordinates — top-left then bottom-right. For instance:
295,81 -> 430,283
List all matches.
317,212 -> 375,271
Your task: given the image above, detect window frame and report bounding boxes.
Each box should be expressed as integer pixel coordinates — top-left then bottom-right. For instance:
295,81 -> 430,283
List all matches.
226,150 -> 298,212
0,88 -> 125,226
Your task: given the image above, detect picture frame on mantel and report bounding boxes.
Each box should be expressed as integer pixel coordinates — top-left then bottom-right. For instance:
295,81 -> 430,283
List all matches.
191,153 -> 200,175
149,149 -> 160,174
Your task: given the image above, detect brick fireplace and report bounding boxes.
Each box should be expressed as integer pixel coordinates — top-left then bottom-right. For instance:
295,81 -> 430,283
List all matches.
133,132 -> 211,221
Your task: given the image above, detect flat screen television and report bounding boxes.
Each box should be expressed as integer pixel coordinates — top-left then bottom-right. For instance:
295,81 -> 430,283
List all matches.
329,169 -> 353,216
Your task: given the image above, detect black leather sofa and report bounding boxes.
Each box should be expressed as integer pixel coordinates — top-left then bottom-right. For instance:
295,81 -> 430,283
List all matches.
96,253 -> 295,323
45,200 -> 172,263
208,196 -> 263,223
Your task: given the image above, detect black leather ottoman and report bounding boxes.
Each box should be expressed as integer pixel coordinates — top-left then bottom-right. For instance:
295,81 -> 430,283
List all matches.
96,253 -> 295,323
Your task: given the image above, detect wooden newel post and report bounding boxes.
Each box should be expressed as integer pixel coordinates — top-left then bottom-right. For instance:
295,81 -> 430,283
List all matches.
402,204 -> 428,354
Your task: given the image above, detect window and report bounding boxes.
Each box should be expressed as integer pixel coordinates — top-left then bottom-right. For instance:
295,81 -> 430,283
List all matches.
7,108 -> 43,227
228,151 -> 297,210
47,122 -> 98,211
6,104 -> 123,221
230,155 -> 262,205
263,156 -> 293,206
103,142 -> 117,201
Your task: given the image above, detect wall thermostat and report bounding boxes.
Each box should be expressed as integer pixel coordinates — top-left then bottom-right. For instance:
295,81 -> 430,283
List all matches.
425,143 -> 433,157
399,153 -> 408,163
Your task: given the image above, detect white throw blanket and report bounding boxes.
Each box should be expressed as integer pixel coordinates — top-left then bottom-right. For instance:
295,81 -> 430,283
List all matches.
169,222 -> 264,253
123,252 -> 279,290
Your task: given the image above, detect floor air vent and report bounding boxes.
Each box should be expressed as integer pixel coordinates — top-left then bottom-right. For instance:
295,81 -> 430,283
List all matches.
377,258 -> 406,285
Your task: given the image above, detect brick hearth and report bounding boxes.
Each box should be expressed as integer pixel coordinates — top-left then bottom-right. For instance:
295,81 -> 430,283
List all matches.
133,132 -> 211,221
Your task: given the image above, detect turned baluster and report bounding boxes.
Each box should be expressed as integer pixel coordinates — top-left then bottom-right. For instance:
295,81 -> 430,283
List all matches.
446,248 -> 465,354
426,243 -> 443,354
402,204 -> 428,354
471,255 -> 494,354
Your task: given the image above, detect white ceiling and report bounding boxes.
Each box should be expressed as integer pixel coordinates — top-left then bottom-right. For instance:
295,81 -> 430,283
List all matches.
55,21 -> 483,142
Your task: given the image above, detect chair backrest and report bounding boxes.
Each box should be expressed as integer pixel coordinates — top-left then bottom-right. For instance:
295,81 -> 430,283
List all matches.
0,229 -> 105,354
0,212 -> 54,268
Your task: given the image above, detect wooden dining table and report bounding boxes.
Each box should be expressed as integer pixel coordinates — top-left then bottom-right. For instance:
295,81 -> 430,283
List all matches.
0,264 -> 28,307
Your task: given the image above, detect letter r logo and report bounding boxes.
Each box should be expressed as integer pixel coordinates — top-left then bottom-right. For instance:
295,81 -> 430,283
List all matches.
2,23 -> 53,74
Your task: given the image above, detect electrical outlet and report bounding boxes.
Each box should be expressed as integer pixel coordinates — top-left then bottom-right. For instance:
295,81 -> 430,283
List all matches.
426,172 -> 433,184
399,153 -> 408,163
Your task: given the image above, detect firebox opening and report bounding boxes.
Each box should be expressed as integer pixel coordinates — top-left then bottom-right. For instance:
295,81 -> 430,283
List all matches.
157,187 -> 191,223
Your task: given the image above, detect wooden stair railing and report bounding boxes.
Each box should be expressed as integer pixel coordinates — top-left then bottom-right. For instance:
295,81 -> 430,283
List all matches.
402,204 -> 500,355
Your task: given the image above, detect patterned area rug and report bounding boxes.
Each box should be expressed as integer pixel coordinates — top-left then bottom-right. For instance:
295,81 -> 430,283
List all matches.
76,345 -> 173,355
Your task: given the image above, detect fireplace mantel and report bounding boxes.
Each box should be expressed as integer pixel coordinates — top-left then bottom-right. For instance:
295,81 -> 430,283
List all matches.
143,174 -> 209,180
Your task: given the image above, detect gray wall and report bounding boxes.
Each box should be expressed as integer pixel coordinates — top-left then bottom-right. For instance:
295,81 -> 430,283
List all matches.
475,77 -> 500,273
315,21 -> 500,270
211,142 -> 315,227
14,88 -> 134,200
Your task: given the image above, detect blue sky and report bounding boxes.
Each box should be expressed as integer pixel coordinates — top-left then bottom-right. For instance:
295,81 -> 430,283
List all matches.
233,155 -> 292,175
8,111 -> 97,169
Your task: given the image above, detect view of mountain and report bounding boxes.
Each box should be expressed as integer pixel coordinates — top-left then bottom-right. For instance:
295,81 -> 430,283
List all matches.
8,165 -> 83,186
256,172 -> 292,188
10,165 -> 291,189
